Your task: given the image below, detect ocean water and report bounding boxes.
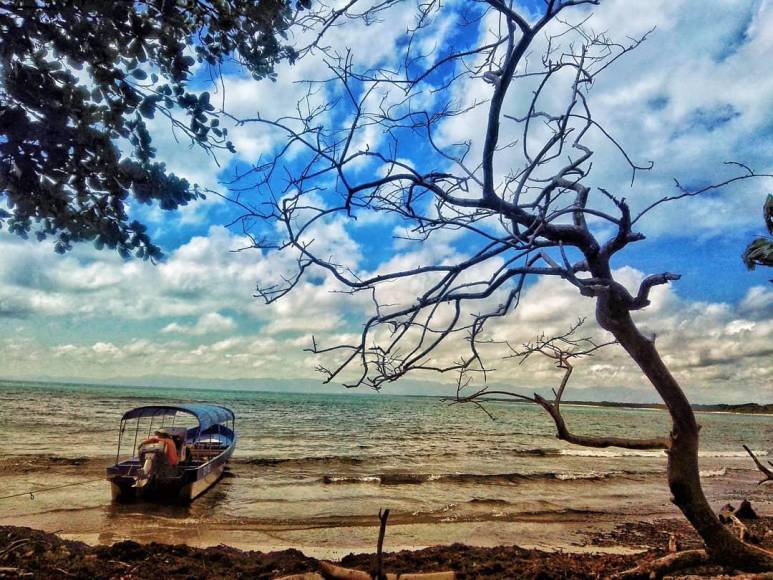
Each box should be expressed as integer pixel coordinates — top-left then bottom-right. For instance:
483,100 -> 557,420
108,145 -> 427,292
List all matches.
0,380 -> 770,551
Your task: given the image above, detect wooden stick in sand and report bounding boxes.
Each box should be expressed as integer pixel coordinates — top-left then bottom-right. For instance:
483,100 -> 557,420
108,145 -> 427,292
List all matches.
374,508 -> 390,580
315,509 -> 455,580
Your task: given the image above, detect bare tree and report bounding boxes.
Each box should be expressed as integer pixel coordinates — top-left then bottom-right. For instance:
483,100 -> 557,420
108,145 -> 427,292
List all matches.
221,0 -> 773,571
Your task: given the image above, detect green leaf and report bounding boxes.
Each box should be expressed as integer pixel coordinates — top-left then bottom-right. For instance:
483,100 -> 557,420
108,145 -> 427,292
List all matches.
742,237 -> 773,270
139,98 -> 156,119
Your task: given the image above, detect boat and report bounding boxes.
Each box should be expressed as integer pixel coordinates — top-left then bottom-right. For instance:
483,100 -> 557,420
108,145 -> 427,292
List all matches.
106,403 -> 236,502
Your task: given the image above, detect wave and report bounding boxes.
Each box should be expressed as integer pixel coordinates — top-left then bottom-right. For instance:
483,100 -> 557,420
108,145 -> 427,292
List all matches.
559,449 -> 767,458
554,470 -> 625,480
698,450 -> 768,458
512,448 -> 561,457
699,467 -> 727,478
322,469 -> 636,486
559,449 -> 665,458
468,497 -> 511,505
237,455 -> 365,467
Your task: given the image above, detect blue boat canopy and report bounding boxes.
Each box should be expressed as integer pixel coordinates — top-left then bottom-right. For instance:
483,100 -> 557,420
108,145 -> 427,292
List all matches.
121,404 -> 234,433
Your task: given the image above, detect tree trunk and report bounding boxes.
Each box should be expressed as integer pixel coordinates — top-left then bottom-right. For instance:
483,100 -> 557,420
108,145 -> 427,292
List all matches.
596,300 -> 773,570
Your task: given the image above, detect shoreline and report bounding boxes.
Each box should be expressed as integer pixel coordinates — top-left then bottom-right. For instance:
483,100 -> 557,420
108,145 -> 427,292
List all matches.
0,497 -> 660,560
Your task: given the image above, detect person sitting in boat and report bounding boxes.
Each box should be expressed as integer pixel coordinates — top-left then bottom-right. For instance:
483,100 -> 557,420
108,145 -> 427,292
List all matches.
139,429 -> 179,467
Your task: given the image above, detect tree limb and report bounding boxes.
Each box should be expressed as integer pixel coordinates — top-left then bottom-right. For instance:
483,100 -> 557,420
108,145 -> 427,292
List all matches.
743,445 -> 773,485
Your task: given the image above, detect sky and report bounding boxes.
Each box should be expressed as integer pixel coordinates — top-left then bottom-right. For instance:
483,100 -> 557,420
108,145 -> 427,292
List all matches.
0,0 -> 771,403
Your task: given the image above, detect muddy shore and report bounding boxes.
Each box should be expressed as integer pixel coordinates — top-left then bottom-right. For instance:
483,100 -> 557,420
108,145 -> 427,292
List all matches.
1,515 -> 771,579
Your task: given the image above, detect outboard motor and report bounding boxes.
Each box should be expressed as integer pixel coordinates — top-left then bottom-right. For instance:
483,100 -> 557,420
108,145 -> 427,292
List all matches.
134,441 -> 170,488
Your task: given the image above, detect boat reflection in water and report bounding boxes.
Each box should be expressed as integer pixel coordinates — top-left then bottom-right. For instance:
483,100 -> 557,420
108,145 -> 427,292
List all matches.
106,404 -> 236,503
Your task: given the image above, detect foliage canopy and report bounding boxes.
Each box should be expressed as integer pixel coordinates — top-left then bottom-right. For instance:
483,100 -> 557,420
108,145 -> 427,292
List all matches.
742,194 -> 773,271
0,0 -> 306,259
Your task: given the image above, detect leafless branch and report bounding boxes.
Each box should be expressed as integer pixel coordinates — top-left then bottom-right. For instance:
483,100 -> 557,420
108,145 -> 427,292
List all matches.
743,445 -> 773,485
453,320 -> 668,450
222,1 -> 769,393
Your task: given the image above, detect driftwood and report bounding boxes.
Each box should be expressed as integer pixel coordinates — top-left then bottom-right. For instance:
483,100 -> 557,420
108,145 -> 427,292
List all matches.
0,568 -> 32,578
728,514 -> 753,544
318,562 -> 455,580
320,508 -> 455,580
744,445 -> 773,485
719,502 -> 761,545
624,498 -> 768,578
0,539 -> 30,560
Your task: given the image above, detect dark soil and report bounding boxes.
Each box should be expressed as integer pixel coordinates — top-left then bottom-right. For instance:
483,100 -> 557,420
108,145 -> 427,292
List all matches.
0,527 -> 317,579
0,517 -> 771,579
340,543 -> 640,578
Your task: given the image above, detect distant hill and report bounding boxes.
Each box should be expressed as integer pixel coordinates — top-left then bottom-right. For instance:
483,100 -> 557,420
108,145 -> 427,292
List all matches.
564,400 -> 773,415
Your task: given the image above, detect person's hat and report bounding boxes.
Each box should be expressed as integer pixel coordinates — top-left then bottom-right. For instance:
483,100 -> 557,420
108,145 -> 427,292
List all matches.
155,428 -> 171,436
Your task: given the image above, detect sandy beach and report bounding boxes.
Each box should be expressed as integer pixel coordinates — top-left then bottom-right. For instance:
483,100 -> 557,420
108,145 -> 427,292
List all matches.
2,514 -> 772,578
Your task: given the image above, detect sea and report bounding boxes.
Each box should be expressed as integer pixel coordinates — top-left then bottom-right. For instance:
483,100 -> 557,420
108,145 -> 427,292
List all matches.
0,380 -> 770,555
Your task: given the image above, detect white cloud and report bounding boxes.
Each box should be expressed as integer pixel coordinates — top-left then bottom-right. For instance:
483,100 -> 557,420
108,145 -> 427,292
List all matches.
161,312 -> 237,336
0,217 -> 369,327
1,235 -> 770,402
434,0 -> 773,237
0,2 -> 771,404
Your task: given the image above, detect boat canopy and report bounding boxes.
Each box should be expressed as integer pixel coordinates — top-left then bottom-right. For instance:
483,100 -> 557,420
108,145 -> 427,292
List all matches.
121,404 -> 234,433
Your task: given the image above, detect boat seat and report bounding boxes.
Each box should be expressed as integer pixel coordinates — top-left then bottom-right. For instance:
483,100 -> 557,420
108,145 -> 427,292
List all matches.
195,437 -> 228,450
189,450 -> 220,462
189,440 -> 227,461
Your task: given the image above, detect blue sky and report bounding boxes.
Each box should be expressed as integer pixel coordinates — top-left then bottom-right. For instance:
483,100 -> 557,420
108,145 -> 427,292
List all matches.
0,0 -> 771,403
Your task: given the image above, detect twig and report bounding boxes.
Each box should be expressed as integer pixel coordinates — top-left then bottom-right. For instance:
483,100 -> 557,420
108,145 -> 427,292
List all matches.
0,539 -> 30,560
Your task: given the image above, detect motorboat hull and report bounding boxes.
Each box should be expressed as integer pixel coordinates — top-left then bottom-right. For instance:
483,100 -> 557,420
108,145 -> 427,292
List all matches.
107,438 -> 235,503
107,403 -> 236,504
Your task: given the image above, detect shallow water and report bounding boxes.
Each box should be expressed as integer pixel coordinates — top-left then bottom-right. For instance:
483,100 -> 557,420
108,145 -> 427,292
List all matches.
0,380 -> 770,553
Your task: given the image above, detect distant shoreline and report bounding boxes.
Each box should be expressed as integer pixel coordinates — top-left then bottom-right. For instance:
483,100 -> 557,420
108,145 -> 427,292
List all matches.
1,378 -> 770,413
450,396 -> 773,415
563,400 -> 773,415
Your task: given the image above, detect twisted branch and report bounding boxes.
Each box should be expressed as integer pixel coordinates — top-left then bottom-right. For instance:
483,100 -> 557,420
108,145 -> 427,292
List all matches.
454,320 -> 668,450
